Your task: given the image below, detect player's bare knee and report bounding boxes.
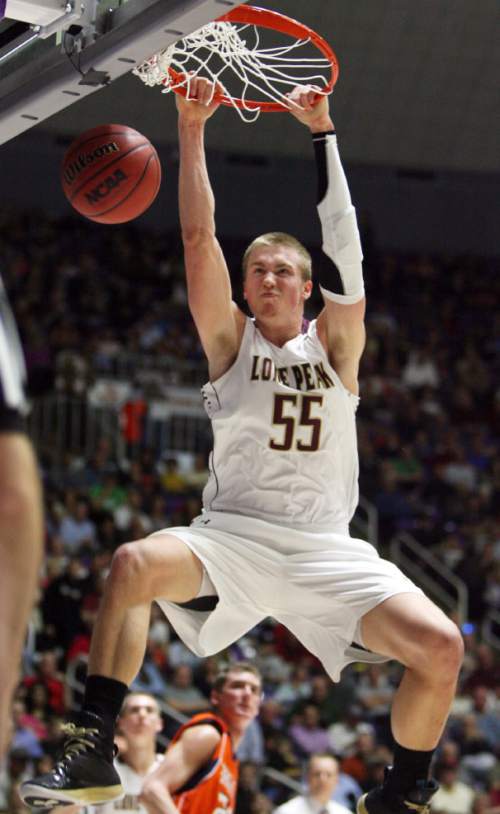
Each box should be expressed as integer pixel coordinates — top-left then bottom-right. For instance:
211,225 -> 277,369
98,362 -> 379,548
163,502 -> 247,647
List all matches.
439,622 -> 464,678
417,621 -> 464,682
108,541 -> 150,594
108,540 -> 180,602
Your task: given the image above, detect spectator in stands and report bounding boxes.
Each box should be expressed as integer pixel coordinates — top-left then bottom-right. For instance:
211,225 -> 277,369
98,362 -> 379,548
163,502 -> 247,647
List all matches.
430,762 -> 475,813
160,458 -> 188,497
10,701 -> 44,760
182,453 -> 210,495
328,704 -> 364,759
23,652 -> 65,716
255,628 -> 292,692
0,748 -> 32,813
441,446 -> 477,492
147,605 -> 170,652
251,792 -> 275,813
402,350 -> 439,390
272,665 -> 311,711
57,496 -> 96,554
333,769 -> 363,812
120,391 -> 148,460
255,700 -> 284,752
339,725 -> 377,790
463,646 -> 500,699
484,562 -> 500,617
95,514 -> 121,552
54,348 -> 88,397
472,791 -> 500,814
373,464 -> 413,540
236,761 -> 262,814
469,686 -> 500,751
66,595 -> 100,663
69,437 -> 119,490
236,717 -> 266,765
39,717 -> 66,761
458,713 -> 497,789
166,636 -> 200,671
41,556 -> 91,651
89,474 -> 126,515
273,754 -> 351,814
131,639 -> 169,700
298,675 -> 355,728
289,705 -> 331,760
356,664 -> 394,745
113,488 -> 153,538
22,685 -> 50,739
434,740 -> 462,773
263,733 -> 302,795
437,531 -> 466,571
268,625 -> 319,672
149,496 -> 171,533
163,664 -> 209,716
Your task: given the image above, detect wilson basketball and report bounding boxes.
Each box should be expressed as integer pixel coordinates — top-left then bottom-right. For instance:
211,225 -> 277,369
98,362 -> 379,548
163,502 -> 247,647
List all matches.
61,124 -> 161,224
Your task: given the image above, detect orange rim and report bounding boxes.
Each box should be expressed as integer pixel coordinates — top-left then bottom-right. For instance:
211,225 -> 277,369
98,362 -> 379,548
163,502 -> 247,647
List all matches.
167,4 -> 339,113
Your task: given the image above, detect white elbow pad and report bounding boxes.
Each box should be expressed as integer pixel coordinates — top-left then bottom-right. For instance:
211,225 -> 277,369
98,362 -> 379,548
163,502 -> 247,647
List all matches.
313,132 -> 365,305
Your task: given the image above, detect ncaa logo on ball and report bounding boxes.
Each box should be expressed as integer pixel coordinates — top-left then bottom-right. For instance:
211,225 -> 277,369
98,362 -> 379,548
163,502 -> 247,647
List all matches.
85,168 -> 128,205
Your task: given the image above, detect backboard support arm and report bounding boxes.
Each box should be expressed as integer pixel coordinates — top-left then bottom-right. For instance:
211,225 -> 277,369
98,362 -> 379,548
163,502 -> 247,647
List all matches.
0,0 -> 240,145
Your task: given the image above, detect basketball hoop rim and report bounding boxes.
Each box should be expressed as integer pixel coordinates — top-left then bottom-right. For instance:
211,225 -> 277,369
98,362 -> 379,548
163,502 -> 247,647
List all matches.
168,4 -> 339,113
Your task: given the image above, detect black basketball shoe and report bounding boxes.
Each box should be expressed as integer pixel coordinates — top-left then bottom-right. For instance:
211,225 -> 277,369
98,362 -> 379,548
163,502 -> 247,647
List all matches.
357,768 -> 439,814
20,711 -> 123,808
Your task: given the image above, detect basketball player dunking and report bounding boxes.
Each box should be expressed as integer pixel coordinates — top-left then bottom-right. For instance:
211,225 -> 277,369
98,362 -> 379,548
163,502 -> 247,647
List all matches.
0,276 -> 43,760
22,83 -> 463,814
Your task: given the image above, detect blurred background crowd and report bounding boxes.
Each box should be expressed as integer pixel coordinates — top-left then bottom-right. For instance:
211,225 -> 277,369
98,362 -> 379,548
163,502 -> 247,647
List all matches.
0,207 -> 498,813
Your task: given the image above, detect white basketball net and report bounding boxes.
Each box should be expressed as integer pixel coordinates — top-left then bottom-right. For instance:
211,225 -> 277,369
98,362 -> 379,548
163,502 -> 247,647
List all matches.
133,21 -> 332,122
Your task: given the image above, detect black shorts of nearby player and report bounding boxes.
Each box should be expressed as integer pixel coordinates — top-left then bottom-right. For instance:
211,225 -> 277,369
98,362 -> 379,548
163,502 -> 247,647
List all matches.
0,405 -> 27,433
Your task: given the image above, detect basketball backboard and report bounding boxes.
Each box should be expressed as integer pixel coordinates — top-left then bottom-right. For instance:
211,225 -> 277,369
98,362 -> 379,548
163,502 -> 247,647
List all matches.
0,0 -> 242,146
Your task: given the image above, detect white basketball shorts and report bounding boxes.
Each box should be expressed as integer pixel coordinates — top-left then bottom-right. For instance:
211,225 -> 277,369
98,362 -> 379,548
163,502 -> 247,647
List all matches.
152,511 -> 423,682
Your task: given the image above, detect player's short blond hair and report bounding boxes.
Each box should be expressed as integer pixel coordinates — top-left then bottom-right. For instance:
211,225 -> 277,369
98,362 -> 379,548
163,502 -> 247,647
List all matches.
242,232 -> 312,282
212,661 -> 262,692
119,692 -> 160,717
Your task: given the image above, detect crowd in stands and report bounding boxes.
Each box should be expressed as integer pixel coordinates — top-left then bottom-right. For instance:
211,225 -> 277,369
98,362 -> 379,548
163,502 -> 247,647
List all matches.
0,208 -> 498,812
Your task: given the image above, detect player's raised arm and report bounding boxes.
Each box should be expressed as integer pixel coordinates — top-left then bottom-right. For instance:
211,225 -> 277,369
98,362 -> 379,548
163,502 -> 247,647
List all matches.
287,86 -> 366,394
176,78 -> 245,380
140,724 -> 221,814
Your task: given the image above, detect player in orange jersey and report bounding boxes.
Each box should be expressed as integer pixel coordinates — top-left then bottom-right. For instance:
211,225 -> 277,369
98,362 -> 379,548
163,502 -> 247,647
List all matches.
140,661 -> 262,814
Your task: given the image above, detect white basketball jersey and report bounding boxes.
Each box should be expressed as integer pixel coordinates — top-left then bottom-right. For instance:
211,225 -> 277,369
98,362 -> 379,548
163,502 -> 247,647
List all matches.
84,755 -> 163,812
201,318 -> 359,531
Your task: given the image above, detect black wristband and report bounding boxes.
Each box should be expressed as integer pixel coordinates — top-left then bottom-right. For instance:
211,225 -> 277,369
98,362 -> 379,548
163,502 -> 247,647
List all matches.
311,129 -> 336,140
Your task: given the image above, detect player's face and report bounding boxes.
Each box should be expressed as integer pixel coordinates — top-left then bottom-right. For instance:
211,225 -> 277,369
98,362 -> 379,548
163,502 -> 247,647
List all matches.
243,245 -> 312,320
212,671 -> 262,726
118,694 -> 162,740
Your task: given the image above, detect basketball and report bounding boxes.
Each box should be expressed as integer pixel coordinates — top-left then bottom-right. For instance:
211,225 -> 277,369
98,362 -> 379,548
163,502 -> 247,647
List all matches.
61,124 -> 161,224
